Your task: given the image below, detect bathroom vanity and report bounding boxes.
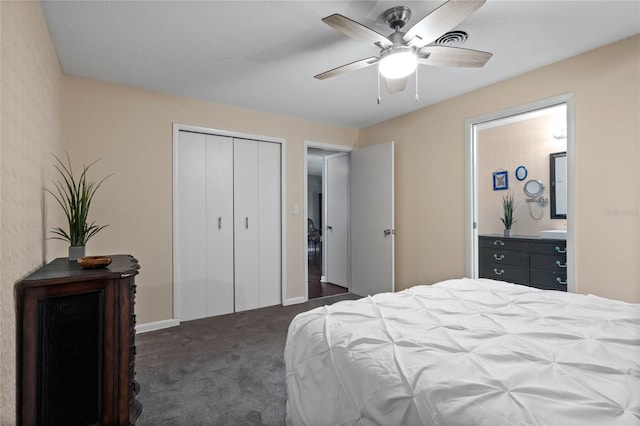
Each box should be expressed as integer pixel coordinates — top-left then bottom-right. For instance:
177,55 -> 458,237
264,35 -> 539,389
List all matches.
479,235 -> 567,291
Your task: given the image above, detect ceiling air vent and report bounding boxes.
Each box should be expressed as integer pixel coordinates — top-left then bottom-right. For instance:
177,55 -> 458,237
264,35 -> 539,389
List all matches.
434,30 -> 468,46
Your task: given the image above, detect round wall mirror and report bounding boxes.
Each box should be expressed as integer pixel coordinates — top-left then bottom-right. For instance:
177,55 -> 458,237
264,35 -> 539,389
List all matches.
524,179 -> 545,198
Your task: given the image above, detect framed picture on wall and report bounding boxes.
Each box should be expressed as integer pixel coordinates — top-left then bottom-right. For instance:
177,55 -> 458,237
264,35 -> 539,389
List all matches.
493,170 -> 508,190
515,165 -> 528,181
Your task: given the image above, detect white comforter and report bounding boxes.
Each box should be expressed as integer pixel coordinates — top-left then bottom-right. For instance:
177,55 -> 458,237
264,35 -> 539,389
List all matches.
285,278 -> 640,426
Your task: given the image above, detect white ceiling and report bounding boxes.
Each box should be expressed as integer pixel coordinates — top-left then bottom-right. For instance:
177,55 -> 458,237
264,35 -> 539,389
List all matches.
41,1 -> 640,129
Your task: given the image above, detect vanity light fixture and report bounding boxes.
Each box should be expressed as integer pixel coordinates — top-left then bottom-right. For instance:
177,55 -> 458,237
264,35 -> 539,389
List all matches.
553,128 -> 567,139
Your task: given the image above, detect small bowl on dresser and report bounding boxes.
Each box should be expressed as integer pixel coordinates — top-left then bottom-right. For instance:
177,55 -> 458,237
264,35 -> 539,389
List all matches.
77,255 -> 112,269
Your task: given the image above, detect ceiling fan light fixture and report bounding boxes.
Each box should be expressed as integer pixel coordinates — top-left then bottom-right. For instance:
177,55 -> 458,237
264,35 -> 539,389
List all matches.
379,46 -> 417,79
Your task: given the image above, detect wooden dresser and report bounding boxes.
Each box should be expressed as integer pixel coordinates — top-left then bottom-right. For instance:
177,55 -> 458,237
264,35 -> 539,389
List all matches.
15,255 -> 142,425
478,235 -> 567,291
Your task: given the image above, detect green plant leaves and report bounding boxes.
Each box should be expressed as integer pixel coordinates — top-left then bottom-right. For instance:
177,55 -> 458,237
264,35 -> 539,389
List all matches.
500,190 -> 517,229
44,152 -> 112,246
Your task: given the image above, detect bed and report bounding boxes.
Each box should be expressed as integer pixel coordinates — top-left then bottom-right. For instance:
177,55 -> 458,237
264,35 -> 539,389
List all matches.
285,278 -> 640,425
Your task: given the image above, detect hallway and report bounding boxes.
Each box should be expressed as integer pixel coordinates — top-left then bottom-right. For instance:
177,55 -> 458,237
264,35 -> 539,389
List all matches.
307,248 -> 348,299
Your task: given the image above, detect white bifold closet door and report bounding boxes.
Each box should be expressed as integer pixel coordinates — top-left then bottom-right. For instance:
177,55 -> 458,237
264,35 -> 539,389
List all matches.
176,131 -> 281,321
205,135 -> 235,316
176,132 -> 234,321
234,139 -> 281,312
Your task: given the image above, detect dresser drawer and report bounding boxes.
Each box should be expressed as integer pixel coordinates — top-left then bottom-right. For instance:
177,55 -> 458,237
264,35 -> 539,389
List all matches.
529,241 -> 567,256
479,237 -> 528,252
530,269 -> 567,291
530,253 -> 567,271
479,262 -> 529,285
479,248 -> 529,267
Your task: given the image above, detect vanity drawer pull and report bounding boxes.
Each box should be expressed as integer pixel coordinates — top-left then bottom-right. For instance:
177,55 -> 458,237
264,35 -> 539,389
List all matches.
556,277 -> 567,285
493,240 -> 505,246
555,246 -> 567,254
555,260 -> 567,268
493,268 -> 505,276
493,254 -> 505,261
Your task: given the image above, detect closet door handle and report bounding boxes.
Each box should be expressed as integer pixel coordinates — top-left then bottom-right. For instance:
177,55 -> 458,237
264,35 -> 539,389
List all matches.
245,217 -> 249,229
218,216 -> 222,229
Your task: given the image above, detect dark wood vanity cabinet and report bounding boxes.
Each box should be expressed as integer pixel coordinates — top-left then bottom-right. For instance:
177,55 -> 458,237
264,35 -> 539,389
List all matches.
15,255 -> 142,425
479,235 -> 567,291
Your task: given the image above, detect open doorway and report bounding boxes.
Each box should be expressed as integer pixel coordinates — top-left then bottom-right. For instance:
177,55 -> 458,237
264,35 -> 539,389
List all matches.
306,146 -> 349,299
304,140 -> 396,300
465,94 -> 575,293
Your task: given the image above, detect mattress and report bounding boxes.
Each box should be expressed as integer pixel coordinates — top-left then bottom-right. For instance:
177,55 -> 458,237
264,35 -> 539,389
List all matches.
285,278 -> 640,425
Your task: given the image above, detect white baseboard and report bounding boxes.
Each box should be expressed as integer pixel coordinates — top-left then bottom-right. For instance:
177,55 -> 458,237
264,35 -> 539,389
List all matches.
283,296 -> 306,306
136,319 -> 180,334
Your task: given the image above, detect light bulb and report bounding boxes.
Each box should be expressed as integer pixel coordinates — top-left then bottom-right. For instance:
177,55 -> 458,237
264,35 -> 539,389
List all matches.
379,47 -> 417,80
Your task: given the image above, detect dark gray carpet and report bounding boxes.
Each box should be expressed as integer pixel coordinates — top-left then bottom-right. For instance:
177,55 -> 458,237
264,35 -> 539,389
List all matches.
135,293 -> 359,425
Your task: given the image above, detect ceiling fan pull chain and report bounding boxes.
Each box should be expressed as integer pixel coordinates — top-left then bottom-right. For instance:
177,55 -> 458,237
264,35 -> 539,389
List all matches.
415,66 -> 419,102
377,67 -> 382,105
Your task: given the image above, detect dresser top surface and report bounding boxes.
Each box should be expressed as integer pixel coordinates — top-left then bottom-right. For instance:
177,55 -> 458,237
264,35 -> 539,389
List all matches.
479,234 -> 566,243
18,254 -> 139,286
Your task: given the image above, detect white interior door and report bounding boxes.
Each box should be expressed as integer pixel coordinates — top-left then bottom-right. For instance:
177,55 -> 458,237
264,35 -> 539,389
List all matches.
234,139 -> 260,312
351,141 -> 395,296
205,135 -> 234,317
325,153 -> 349,287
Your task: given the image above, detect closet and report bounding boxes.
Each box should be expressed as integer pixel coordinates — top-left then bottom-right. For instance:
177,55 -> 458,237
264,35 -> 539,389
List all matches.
175,130 -> 281,321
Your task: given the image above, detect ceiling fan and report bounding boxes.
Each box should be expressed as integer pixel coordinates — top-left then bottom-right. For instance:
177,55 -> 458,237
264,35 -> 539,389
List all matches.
314,0 -> 492,98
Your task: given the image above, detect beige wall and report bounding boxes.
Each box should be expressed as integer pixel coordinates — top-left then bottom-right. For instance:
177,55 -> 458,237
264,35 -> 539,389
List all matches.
358,35 -> 640,303
478,112 -> 567,235
62,76 -> 358,324
0,1 -> 65,421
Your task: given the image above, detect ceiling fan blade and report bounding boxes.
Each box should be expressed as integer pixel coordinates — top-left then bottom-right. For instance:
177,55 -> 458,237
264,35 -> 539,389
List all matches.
314,57 -> 379,80
418,45 -> 492,67
403,0 -> 485,48
385,76 -> 409,95
322,14 -> 392,47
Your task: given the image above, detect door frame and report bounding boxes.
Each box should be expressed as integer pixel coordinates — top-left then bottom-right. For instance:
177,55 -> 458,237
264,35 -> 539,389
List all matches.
303,141 -> 352,302
172,123 -> 287,320
464,94 -> 576,293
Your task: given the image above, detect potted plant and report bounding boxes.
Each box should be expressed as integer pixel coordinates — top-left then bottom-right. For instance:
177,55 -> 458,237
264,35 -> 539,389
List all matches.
500,190 -> 517,236
45,153 -> 112,260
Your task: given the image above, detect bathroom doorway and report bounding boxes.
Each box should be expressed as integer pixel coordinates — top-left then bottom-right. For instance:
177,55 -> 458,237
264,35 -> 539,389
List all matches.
465,95 -> 575,293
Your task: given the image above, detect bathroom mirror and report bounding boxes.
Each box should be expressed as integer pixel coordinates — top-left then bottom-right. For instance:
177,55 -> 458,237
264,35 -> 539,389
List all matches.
550,152 -> 567,219
523,179 -> 545,198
